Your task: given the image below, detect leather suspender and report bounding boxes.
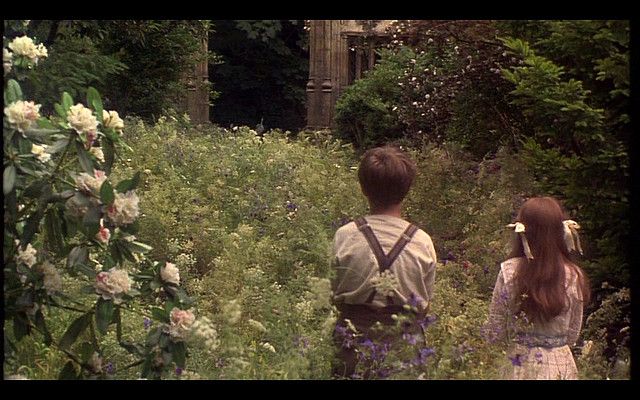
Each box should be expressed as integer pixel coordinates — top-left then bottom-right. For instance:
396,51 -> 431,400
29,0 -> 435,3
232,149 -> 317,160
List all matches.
354,217 -> 419,305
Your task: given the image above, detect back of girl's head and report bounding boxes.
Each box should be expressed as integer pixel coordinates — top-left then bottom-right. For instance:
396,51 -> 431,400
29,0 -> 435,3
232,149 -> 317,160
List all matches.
510,196 -> 590,322
515,197 -> 568,260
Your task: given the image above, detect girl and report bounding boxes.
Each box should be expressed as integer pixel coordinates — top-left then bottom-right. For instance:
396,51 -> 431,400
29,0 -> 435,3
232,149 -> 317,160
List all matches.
488,197 -> 590,379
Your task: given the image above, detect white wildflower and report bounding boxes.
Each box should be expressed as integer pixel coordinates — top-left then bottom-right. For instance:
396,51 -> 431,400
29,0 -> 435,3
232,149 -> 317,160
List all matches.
308,277 -> 332,310
261,342 -> 276,353
247,319 -> 267,333
370,270 -> 399,297
222,299 -> 242,325
4,100 -> 41,133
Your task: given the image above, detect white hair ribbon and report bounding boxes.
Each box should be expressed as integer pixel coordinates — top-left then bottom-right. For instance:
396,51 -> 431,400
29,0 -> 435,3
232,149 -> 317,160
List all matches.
507,222 -> 534,260
563,219 -> 583,255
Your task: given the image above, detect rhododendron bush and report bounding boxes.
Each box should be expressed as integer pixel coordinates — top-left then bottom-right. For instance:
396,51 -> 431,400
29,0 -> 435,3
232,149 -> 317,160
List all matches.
3,31 -> 202,380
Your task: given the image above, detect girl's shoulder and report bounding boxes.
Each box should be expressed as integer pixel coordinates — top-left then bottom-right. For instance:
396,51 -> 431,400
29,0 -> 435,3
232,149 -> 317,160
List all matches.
499,257 -> 524,284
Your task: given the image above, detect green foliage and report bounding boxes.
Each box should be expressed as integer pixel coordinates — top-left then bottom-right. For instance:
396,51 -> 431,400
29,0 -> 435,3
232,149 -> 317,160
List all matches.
23,33 -> 127,114
334,48 -> 408,148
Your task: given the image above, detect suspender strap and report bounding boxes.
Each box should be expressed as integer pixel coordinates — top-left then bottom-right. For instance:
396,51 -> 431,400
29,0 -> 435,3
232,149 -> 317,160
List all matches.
354,218 -> 388,272
354,217 -> 419,306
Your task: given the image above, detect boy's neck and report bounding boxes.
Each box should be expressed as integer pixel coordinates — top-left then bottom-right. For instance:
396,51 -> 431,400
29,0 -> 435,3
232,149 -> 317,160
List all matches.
369,203 -> 403,218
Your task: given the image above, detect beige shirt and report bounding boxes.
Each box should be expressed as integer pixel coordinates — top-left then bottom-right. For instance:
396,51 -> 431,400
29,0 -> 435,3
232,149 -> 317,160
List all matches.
331,214 -> 437,312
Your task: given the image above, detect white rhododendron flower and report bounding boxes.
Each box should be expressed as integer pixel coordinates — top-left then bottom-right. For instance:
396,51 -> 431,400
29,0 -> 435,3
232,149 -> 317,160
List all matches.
39,260 -> 62,295
31,143 -> 51,163
3,48 -> 12,74
167,308 -> 196,340
75,170 -> 107,194
67,103 -> 98,134
4,100 -> 41,133
89,147 -> 105,162
107,191 -> 140,226
95,268 -> 131,304
15,240 -> 37,268
160,262 -> 180,285
8,36 -> 48,63
102,110 -> 124,133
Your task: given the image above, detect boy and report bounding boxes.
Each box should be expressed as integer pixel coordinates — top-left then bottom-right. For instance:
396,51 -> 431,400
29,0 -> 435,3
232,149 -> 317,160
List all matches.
331,145 -> 437,378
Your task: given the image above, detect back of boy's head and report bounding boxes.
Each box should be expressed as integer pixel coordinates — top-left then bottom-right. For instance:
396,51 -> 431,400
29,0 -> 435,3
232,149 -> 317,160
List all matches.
358,145 -> 417,208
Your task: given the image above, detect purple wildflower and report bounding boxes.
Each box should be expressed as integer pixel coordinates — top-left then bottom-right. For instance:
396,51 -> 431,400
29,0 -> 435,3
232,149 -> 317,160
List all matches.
483,265 -> 490,275
143,317 -> 152,330
509,354 -> 523,367
403,332 -> 418,345
535,352 -> 543,364
407,293 -> 423,309
175,367 -> 183,376
413,347 -> 435,366
417,315 -> 437,330
105,362 -> 114,375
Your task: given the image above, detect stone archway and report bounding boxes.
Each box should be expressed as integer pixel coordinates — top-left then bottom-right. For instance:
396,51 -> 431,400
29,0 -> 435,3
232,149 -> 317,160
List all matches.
305,20 -> 393,130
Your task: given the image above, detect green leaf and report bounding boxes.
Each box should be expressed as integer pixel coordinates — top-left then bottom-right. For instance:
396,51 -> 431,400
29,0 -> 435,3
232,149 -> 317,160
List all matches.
82,205 -> 102,239
62,92 -> 74,112
171,341 -> 187,369
34,309 -> 53,346
67,246 -> 89,269
95,298 -> 114,335
13,313 -> 30,341
21,208 -> 44,248
5,79 -> 23,104
58,361 -> 78,380
151,307 -> 170,323
54,103 -> 67,119
44,208 -> 65,256
115,172 -> 141,193
59,313 -> 92,350
99,180 -> 114,205
145,326 -> 162,346
87,87 -> 104,125
3,165 -> 16,195
75,264 -> 98,280
103,140 -> 115,175
119,341 -> 144,357
75,141 -> 94,174
47,137 -> 70,154
78,342 -> 95,362
37,117 -> 57,130
114,307 -> 122,342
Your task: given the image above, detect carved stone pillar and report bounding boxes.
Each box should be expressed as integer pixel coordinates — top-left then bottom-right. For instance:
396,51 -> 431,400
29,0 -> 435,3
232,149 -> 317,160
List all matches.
184,35 -> 210,124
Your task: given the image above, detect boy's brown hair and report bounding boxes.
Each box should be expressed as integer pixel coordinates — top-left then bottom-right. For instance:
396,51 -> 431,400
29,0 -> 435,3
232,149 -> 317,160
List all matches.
358,146 -> 417,208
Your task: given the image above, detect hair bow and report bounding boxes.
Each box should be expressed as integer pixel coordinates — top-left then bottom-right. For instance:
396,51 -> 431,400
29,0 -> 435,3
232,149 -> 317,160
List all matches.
563,220 -> 583,255
506,222 -> 534,260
